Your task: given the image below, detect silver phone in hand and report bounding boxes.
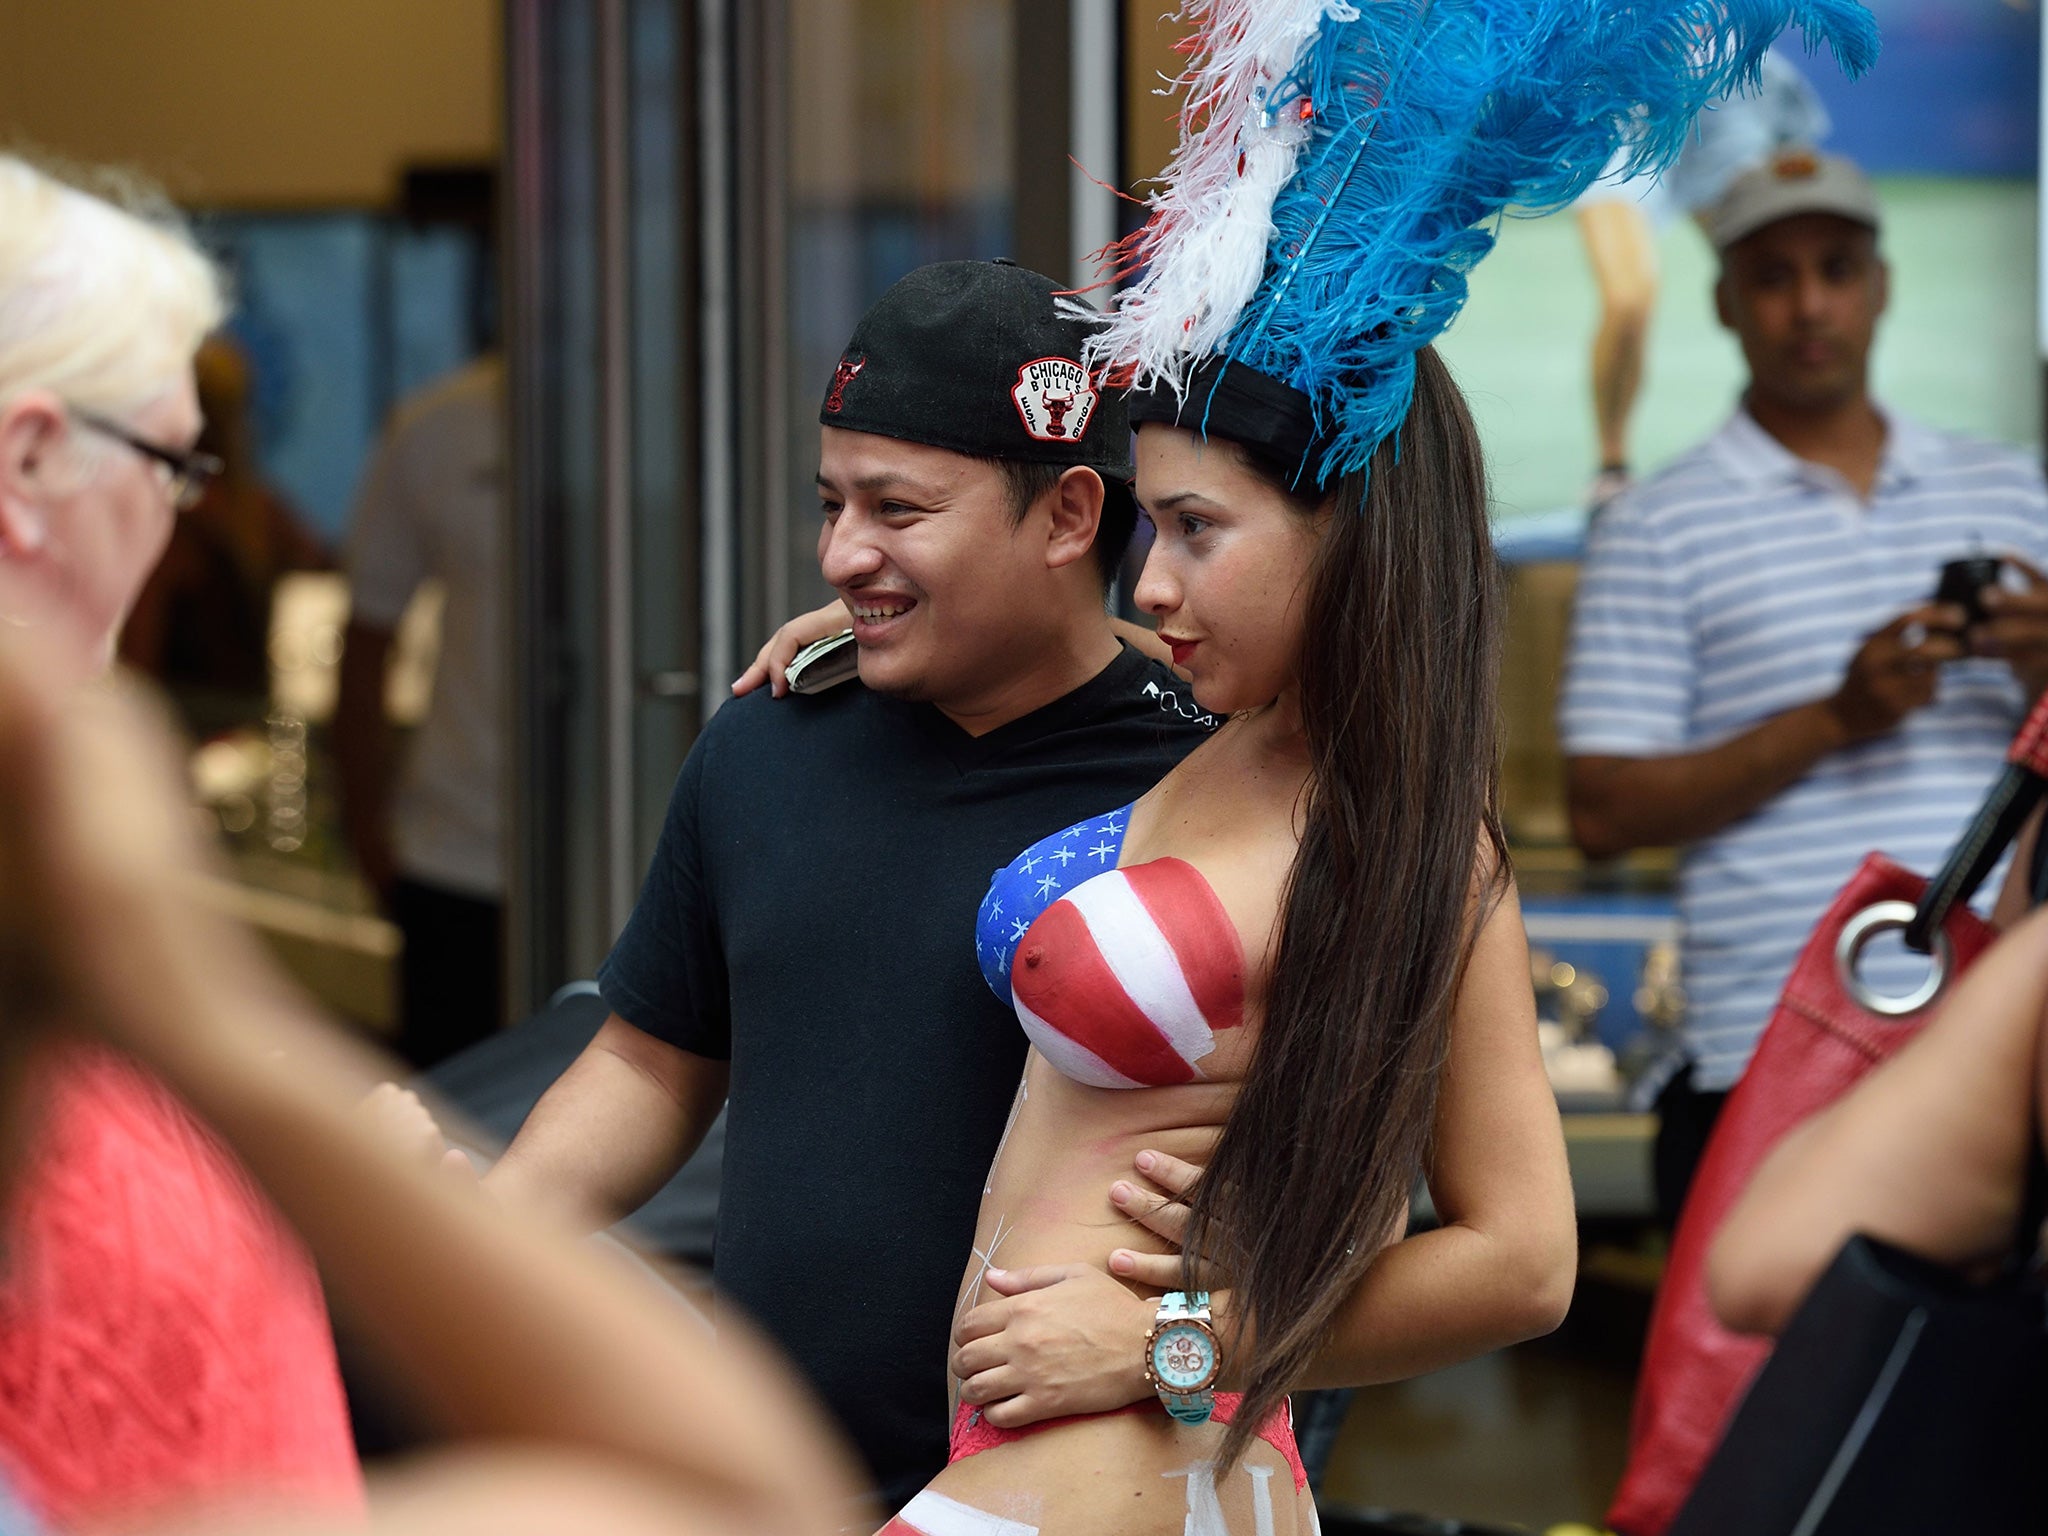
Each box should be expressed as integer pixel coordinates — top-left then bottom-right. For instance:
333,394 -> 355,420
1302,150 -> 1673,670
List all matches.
785,629 -> 859,695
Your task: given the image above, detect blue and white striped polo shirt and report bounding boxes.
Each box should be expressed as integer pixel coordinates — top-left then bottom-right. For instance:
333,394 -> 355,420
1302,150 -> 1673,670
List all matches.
1560,406 -> 2048,1090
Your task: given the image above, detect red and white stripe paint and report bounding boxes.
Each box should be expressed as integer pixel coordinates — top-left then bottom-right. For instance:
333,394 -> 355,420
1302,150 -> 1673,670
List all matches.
881,1490 -> 1038,1536
1010,858 -> 1245,1089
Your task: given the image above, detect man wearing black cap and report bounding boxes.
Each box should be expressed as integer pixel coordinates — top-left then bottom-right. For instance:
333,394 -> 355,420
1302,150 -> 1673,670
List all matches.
484,261 -> 1209,1506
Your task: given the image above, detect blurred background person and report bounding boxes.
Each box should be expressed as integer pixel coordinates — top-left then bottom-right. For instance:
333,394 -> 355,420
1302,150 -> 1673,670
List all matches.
0,151 -> 361,1531
1560,151 -> 2048,1229
337,348 -> 505,1070
1574,50 -> 1830,513
119,334 -> 331,738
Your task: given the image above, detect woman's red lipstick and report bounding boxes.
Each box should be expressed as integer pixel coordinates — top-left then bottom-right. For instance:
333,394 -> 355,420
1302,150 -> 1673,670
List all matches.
1162,636 -> 1199,666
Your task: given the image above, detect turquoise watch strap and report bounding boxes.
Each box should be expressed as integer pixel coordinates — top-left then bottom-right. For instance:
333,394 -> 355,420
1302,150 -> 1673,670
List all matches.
1164,1394 -> 1213,1424
1152,1290 -> 1218,1425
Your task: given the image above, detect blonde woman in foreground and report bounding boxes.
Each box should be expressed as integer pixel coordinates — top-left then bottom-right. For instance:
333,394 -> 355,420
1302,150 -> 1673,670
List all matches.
0,151 -> 858,1536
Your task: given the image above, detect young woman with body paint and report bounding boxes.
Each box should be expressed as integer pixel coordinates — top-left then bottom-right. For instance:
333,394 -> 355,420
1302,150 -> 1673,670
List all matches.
874,347 -> 1575,1536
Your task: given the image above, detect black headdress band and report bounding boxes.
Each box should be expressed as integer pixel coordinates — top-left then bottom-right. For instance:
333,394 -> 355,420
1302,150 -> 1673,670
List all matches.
1125,357 -> 1327,490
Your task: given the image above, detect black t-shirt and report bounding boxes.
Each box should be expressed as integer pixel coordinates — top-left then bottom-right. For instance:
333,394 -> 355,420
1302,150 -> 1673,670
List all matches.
596,642 -> 1212,1506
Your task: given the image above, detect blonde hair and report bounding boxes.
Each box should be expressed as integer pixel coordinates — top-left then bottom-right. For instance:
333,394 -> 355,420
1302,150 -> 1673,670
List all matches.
0,154 -> 227,423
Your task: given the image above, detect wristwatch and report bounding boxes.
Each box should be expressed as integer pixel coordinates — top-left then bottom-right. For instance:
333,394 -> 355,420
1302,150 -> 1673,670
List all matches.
1145,1290 -> 1221,1424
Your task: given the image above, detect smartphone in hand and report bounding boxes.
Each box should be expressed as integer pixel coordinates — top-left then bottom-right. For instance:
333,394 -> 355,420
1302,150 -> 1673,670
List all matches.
1933,555 -> 2004,629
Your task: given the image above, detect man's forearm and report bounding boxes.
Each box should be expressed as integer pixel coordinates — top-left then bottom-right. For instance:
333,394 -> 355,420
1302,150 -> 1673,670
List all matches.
485,1035 -> 722,1233
1569,698 -> 1849,859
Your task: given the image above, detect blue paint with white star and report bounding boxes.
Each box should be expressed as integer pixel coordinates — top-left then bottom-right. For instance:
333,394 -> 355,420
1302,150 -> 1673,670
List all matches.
975,803 -> 1132,1007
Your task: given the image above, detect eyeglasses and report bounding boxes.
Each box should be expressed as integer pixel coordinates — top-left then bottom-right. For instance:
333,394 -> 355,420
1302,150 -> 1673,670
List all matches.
70,409 -> 224,512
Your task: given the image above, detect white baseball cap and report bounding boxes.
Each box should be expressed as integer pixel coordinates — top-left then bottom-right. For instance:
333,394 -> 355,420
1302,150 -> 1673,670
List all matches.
1703,149 -> 1881,253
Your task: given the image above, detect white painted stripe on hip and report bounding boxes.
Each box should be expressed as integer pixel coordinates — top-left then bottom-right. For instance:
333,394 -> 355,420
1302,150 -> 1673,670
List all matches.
891,1489 -> 1040,1536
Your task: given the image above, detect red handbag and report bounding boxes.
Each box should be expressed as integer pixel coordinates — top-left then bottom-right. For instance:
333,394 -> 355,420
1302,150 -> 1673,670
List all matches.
1606,693 -> 2048,1536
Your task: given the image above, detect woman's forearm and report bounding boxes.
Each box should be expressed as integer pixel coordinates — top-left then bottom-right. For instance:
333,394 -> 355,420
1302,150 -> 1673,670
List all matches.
1709,908 -> 2048,1336
1287,1219 -> 1574,1390
1204,1214 -> 1571,1393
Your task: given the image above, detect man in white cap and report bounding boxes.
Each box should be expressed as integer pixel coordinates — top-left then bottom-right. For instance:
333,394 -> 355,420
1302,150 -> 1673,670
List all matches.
1560,149 -> 2048,1223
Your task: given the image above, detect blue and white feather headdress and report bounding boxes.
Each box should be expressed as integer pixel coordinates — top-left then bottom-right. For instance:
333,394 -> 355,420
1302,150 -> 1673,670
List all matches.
1090,0 -> 1880,487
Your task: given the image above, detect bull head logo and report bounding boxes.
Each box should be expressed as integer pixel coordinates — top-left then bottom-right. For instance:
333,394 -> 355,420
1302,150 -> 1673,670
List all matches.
825,354 -> 866,413
1041,389 -> 1076,437
1010,359 -> 1096,443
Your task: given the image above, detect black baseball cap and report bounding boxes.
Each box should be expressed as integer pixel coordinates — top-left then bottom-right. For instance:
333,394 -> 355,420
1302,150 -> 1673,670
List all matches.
819,260 -> 1133,483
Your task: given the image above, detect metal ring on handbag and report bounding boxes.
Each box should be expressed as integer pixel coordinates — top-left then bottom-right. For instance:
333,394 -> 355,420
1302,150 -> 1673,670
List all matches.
1835,900 -> 1953,1017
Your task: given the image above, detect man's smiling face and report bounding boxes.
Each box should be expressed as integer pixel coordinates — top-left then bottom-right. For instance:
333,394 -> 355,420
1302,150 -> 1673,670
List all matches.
814,425 -> 1051,707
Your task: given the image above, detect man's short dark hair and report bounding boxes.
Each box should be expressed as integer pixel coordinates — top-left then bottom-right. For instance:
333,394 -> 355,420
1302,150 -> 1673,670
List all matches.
980,458 -> 1138,591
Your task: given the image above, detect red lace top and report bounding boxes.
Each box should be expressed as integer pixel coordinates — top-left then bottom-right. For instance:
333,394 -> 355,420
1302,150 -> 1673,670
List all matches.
0,1045 -> 362,1529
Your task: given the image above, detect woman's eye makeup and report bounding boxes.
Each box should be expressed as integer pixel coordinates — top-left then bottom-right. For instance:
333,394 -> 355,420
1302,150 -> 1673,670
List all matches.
1136,505 -> 1212,539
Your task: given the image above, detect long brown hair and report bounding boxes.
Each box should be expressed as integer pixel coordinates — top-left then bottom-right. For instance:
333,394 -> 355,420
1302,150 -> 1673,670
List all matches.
1183,345 -> 1509,1467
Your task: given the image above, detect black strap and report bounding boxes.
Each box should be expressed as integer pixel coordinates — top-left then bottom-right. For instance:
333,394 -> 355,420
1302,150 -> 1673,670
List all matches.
1906,764 -> 2048,953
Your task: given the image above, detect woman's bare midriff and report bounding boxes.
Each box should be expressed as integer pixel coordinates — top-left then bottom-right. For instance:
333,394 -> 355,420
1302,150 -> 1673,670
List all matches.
932,1044 -> 1328,1535
951,1050 -> 1240,1391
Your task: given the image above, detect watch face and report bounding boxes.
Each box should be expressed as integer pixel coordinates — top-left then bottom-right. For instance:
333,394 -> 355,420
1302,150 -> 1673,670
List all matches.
1151,1323 -> 1217,1392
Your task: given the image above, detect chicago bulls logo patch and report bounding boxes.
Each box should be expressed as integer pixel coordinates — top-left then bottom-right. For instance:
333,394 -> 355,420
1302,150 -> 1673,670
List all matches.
1011,357 -> 1098,443
824,354 -> 865,413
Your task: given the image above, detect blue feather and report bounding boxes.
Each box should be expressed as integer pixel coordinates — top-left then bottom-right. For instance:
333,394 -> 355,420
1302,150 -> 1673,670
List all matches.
1222,0 -> 1880,484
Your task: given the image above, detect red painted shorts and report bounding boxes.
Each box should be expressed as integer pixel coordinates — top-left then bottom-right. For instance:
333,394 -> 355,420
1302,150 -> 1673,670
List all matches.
949,1393 -> 1307,1491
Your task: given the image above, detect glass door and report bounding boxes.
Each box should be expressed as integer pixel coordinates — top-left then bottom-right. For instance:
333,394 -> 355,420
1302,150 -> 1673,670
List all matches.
504,0 -> 1120,1008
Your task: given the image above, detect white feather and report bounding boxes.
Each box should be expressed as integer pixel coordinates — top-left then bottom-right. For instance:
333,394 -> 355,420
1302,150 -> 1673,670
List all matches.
1074,0 -> 1357,395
